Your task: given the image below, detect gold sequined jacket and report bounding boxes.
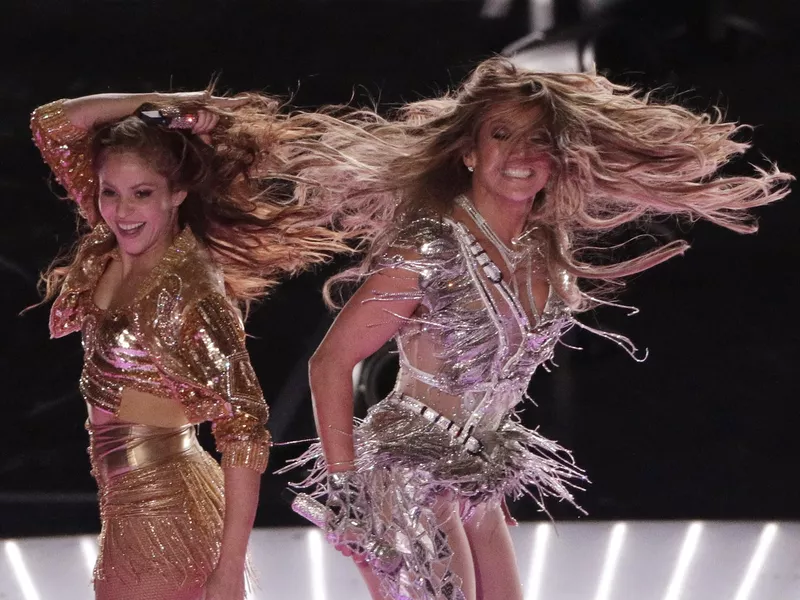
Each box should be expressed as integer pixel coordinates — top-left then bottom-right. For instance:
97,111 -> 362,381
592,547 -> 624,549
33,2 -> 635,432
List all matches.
32,100 -> 270,473
31,99 -> 100,224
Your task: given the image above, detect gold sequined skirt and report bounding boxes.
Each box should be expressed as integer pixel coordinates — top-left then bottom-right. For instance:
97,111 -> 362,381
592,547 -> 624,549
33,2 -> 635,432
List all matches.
87,420 -> 224,600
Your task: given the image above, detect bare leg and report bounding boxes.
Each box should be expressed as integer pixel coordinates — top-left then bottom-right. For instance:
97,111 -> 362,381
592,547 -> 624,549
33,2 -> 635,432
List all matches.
95,580 -> 205,600
431,496 -> 477,600
357,563 -> 392,600
462,504 -> 523,600
351,495 -> 477,600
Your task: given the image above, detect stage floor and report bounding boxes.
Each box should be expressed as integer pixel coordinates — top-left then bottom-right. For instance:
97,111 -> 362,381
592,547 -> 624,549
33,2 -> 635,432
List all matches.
1,520 -> 796,599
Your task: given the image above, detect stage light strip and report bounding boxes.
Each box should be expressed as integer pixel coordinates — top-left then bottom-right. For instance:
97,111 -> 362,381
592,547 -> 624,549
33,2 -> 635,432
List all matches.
662,521 -> 703,600
732,523 -> 778,600
352,362 -> 364,394
593,522 -> 627,600
481,0 -> 514,19
525,523 -> 552,600
531,0 -> 555,32
80,536 -> 98,579
4,541 -> 41,600
306,529 -> 327,600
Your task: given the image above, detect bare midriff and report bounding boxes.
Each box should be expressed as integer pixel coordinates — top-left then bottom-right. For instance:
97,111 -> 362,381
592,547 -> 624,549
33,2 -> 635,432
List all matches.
394,372 -> 465,423
89,388 -> 189,428
393,328 -> 469,425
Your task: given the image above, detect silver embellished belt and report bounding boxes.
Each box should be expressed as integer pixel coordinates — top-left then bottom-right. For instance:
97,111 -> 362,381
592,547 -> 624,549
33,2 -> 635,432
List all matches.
388,393 -> 484,455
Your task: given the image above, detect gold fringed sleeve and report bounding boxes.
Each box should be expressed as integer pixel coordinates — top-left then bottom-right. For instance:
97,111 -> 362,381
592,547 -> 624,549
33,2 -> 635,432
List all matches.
30,99 -> 99,224
178,293 -> 271,472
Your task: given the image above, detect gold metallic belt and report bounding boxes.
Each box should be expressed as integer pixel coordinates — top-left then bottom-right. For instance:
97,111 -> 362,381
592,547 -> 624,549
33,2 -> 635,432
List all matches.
88,421 -> 200,483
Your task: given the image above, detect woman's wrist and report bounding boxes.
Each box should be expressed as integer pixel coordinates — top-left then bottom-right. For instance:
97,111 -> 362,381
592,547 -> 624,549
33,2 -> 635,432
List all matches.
326,459 -> 356,474
215,550 -> 247,571
62,93 -> 172,131
151,91 -> 207,105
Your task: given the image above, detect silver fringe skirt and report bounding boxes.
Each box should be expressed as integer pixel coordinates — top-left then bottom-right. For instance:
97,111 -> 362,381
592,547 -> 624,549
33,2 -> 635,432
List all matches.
285,392 -> 586,600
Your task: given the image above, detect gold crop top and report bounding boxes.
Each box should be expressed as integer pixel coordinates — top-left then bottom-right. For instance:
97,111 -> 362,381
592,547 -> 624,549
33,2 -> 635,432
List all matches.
49,225 -> 271,472
33,100 -> 270,473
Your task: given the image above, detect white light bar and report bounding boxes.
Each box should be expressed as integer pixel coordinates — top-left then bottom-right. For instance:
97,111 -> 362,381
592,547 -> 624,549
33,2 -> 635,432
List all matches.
525,522 -> 552,600
482,0 -> 515,19
733,523 -> 778,600
594,522 -> 627,600
510,39 -> 595,73
79,536 -> 98,579
662,521 -> 703,600
306,529 -> 327,600
530,0 -> 555,32
4,541 -> 41,600
351,362 -> 364,395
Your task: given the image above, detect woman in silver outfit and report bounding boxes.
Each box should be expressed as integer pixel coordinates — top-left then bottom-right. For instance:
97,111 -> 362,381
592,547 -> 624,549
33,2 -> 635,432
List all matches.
284,57 -> 791,600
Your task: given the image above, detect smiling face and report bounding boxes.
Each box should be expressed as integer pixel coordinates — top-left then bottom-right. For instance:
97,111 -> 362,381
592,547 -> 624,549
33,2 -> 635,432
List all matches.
97,151 -> 187,260
464,104 -> 554,205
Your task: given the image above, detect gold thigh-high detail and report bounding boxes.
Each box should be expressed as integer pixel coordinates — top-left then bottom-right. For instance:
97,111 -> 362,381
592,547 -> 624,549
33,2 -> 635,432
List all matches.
88,421 -> 224,597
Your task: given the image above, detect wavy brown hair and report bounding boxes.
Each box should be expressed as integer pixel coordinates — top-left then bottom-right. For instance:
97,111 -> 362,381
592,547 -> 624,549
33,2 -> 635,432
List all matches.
289,57 -> 792,308
40,93 -> 350,311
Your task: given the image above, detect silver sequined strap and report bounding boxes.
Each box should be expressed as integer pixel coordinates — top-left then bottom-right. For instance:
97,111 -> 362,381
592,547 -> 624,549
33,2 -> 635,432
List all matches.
464,231 -> 503,283
390,394 -> 483,455
396,360 -> 495,394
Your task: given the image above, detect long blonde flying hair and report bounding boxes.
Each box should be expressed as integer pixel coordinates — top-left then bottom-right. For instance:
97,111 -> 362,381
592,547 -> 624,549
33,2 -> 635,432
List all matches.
289,57 -> 792,309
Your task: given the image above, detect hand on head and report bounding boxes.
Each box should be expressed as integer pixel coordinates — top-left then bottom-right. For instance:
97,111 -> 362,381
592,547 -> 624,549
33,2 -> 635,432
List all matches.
191,97 -> 250,143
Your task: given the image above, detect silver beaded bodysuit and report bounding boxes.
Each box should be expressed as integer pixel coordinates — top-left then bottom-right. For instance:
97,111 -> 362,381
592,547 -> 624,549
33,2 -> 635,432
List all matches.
286,197 -> 626,600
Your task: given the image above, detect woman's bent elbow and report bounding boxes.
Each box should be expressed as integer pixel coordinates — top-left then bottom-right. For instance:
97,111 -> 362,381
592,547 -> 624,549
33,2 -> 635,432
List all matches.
309,348 -> 338,382
309,348 -> 355,387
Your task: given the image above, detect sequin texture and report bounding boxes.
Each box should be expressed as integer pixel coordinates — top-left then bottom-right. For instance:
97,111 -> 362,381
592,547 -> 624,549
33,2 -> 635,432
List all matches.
285,213 -> 610,600
88,421 -> 224,596
50,225 -> 271,469
33,97 -> 271,597
47,225 -> 270,596
31,99 -> 99,224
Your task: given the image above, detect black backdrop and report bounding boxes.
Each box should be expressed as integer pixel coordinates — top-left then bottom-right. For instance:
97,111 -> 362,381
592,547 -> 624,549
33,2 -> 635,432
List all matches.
1,0 -> 797,536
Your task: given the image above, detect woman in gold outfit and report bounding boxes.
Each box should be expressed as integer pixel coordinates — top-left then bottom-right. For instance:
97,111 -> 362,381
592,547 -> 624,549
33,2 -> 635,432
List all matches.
30,91 -> 345,600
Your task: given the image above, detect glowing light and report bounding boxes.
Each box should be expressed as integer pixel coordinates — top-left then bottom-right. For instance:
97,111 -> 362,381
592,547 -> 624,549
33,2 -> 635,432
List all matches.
352,362 -> 364,394
593,522 -> 627,600
80,536 -> 98,578
510,40 -> 586,73
4,541 -> 41,600
662,522 -> 704,600
481,0 -> 515,18
525,522 -> 552,600
531,0 -> 555,31
306,529 -> 327,600
733,523 -> 778,600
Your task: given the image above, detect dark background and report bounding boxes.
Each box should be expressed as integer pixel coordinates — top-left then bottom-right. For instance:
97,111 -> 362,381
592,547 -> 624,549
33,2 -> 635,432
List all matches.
1,0 -> 797,537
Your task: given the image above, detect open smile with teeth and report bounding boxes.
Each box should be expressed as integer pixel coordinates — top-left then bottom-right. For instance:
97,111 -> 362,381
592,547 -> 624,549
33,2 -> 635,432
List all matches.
503,168 -> 533,179
119,222 -> 145,233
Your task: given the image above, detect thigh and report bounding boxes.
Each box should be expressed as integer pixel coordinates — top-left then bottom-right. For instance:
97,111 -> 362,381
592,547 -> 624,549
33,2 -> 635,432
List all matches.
462,503 -> 523,600
95,577 -> 204,600
351,495 -> 477,600
357,563 -> 393,600
96,456 -> 223,598
431,495 -> 477,600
